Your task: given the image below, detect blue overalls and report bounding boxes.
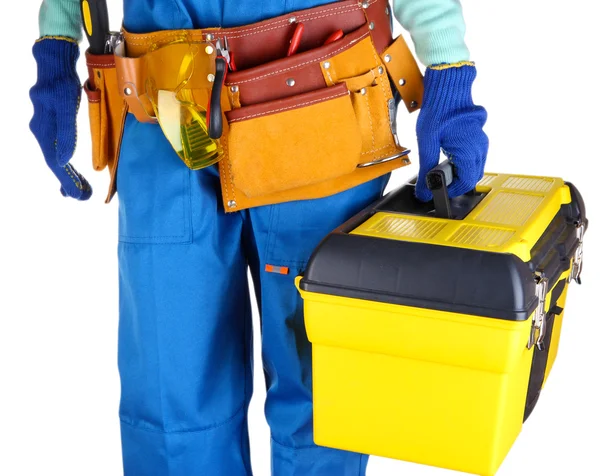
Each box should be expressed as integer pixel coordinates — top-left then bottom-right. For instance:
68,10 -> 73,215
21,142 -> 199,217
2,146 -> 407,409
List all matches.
118,1 -> 389,474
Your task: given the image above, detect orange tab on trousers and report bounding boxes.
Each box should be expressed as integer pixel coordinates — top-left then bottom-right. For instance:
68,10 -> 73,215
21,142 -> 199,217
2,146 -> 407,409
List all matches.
265,265 -> 290,275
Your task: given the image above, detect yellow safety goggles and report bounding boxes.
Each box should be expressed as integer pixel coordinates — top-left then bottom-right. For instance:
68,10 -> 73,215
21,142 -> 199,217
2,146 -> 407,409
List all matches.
146,42 -> 223,170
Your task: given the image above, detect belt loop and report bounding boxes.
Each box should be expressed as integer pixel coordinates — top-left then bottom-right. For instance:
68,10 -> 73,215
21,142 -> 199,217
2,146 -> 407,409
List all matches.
360,0 -> 393,54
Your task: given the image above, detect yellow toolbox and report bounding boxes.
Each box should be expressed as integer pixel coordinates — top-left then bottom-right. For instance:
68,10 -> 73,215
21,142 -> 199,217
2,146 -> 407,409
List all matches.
297,163 -> 587,476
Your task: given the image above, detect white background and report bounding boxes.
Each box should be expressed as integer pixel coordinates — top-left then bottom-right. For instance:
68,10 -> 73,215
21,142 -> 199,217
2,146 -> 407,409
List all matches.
1,1 -> 598,475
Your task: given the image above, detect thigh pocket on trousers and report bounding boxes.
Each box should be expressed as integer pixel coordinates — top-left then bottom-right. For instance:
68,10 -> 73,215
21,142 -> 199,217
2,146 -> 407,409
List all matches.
117,118 -> 193,245
265,175 -> 389,267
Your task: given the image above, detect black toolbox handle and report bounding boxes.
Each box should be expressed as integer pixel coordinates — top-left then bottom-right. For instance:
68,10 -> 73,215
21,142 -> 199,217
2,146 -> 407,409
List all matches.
364,160 -> 485,222
426,160 -> 479,219
426,160 -> 454,219
426,160 -> 462,219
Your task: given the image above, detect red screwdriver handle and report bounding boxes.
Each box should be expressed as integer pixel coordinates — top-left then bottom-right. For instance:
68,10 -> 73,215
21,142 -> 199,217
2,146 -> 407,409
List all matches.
287,22 -> 305,56
324,29 -> 344,45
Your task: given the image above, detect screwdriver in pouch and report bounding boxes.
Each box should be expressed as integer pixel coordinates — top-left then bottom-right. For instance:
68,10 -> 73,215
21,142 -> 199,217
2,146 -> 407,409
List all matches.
81,0 -> 110,54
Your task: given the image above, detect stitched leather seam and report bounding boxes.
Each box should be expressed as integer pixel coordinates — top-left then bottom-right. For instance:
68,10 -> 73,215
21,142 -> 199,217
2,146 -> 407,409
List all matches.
358,147 -> 406,164
226,139 -> 236,205
371,40 -> 392,100
125,5 -> 355,46
219,4 -> 358,40
220,148 -> 230,205
228,91 -> 348,122
86,62 -> 116,68
364,86 -> 375,151
220,136 -> 236,205
361,144 -> 397,154
230,33 -> 369,85
123,0 -> 371,43
223,7 -> 358,40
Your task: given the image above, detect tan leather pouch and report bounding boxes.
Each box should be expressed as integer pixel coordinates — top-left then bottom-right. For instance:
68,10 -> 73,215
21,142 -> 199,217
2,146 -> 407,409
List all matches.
84,51 -> 129,202
381,35 -> 424,113
220,23 -> 413,211
226,83 -> 361,197
317,29 -> 402,167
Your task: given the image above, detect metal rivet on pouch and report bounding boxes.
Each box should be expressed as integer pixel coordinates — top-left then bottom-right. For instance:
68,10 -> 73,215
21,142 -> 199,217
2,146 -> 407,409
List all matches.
384,54 -> 392,63
206,33 -> 214,41
378,66 -> 384,75
369,22 -> 375,30
207,74 -> 215,82
230,85 -> 239,93
289,16 -> 297,23
286,78 -> 296,87
361,1 -> 369,8
323,61 -> 331,69
385,6 -> 390,15
228,200 -> 237,208
205,45 -> 214,55
124,87 -> 132,96
410,100 -> 418,108
402,158 -> 410,165
399,78 -> 406,86
360,88 -> 367,95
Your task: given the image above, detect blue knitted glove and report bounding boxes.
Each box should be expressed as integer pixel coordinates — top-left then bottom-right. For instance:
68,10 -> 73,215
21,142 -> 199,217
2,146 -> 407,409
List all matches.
30,38 -> 92,200
415,63 -> 488,202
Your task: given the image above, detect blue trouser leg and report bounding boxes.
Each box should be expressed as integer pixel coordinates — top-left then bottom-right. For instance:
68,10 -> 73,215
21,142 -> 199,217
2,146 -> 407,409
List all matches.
247,178 -> 388,476
116,115 -> 388,475
117,116 -> 253,475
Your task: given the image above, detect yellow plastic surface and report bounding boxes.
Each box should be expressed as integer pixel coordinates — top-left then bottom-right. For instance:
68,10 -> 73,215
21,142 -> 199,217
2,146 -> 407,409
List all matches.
298,279 -> 535,476
351,173 -> 572,262
82,1 -> 93,37
297,172 -> 576,475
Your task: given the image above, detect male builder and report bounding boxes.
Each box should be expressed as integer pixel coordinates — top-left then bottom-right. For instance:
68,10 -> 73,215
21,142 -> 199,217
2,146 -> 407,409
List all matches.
30,0 -> 488,474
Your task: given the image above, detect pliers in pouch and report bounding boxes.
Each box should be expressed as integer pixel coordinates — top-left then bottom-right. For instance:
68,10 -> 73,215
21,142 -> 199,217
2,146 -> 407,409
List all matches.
208,37 -> 233,139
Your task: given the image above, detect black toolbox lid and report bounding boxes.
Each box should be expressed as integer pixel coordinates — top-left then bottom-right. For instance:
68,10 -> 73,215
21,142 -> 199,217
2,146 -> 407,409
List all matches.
300,180 -> 587,321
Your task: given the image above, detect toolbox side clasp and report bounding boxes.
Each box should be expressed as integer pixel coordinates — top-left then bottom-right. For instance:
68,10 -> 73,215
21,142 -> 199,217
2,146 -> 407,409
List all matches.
528,274 -> 549,351
569,222 -> 585,285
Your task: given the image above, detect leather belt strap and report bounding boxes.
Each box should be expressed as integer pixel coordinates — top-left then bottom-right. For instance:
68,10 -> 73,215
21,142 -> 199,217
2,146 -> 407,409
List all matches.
122,0 -> 391,61
115,0 -> 422,123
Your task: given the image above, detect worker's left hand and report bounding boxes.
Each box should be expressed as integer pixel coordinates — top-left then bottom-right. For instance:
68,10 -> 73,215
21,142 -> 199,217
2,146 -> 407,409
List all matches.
415,63 -> 488,202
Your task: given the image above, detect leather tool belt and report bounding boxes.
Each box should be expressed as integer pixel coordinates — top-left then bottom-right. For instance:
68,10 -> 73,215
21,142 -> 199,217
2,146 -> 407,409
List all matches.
84,0 -> 424,210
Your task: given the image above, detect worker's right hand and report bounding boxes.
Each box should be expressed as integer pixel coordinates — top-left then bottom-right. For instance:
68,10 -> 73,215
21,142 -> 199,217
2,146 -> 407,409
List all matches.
30,37 -> 92,200
414,63 -> 488,202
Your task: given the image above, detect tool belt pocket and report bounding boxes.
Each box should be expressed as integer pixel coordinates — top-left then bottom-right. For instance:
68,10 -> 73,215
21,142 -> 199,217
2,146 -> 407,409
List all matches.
223,23 -> 410,200
226,83 -> 360,197
84,50 -> 128,201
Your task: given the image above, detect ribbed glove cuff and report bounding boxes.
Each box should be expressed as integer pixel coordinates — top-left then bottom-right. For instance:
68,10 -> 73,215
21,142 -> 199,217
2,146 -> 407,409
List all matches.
422,63 -> 478,120
32,37 -> 79,82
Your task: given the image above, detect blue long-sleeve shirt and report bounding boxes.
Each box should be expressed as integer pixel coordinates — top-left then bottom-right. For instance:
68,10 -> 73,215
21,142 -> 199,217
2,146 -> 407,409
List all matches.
38,0 -> 469,66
